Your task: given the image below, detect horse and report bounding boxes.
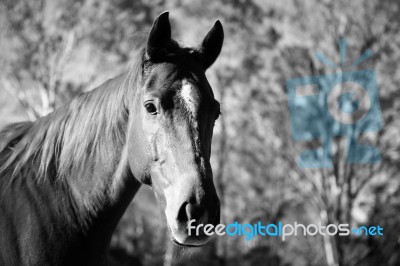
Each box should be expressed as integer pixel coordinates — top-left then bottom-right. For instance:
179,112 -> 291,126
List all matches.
0,12 -> 223,266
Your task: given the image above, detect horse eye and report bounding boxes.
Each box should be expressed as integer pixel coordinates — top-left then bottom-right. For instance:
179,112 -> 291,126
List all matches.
144,102 -> 157,115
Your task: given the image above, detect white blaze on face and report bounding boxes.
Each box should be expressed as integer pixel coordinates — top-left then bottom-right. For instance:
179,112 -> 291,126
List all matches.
180,79 -> 197,116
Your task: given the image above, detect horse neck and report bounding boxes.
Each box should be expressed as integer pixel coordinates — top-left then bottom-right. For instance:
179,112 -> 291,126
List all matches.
11,73 -> 143,244
58,74 -> 142,229
0,65 -> 145,261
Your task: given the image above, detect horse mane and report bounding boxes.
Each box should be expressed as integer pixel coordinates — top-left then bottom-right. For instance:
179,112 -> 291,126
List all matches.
0,42 -> 146,181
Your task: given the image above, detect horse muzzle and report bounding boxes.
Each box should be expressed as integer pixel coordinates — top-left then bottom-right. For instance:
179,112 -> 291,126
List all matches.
168,198 -> 221,247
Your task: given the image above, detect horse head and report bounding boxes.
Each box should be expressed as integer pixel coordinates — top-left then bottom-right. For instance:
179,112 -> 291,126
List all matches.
127,12 -> 223,247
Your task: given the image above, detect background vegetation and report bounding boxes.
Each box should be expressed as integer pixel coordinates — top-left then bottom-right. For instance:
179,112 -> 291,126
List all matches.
0,0 -> 399,265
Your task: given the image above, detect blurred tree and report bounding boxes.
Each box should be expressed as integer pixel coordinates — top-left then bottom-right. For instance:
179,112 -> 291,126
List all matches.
275,1 -> 400,266
0,0 -> 78,119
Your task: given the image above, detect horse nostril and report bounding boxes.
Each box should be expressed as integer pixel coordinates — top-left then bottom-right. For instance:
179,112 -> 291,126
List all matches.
185,203 -> 203,221
177,202 -> 205,224
177,201 -> 219,226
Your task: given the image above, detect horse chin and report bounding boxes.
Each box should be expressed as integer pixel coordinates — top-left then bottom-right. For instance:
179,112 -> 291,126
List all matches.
172,238 -> 205,248
170,231 -> 211,248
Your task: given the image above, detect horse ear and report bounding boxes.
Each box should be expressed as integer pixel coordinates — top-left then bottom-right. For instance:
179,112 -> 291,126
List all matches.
146,11 -> 171,60
199,20 -> 224,69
